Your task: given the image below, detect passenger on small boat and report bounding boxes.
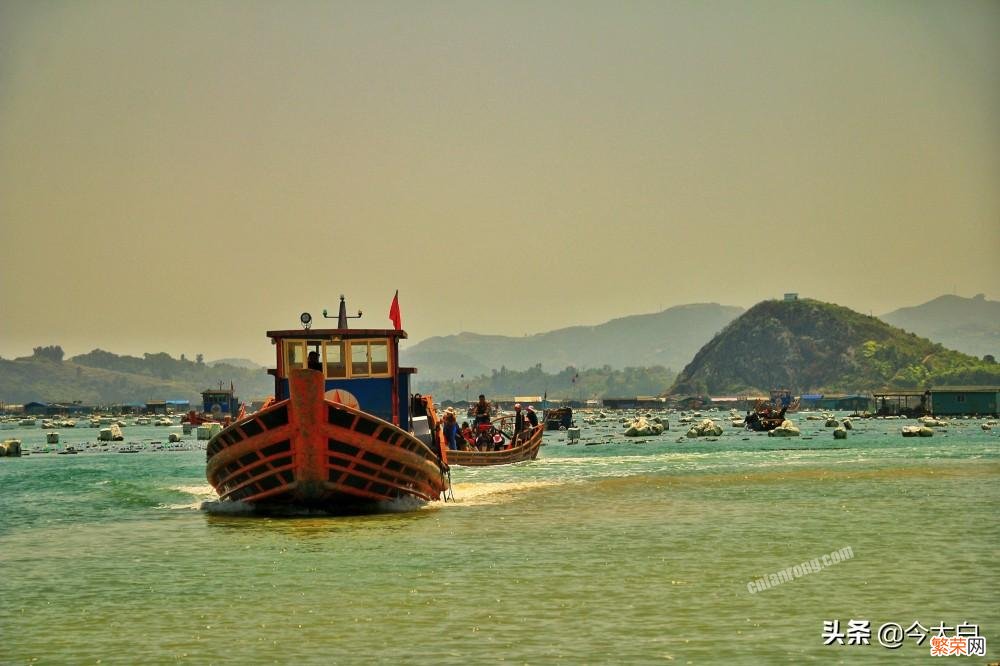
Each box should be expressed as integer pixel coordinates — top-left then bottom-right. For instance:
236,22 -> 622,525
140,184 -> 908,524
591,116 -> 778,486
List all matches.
473,394 -> 491,426
442,408 -> 461,451
525,405 -> 538,428
460,422 -> 475,449
307,350 -> 322,371
513,403 -> 525,442
475,428 -> 493,451
492,431 -> 506,451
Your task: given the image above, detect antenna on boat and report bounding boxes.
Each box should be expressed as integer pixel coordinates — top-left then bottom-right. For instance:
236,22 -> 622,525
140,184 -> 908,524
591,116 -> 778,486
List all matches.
322,295 -> 363,329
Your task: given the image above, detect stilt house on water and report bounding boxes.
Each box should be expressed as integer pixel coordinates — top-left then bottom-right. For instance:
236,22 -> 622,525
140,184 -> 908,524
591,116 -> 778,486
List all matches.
928,386 -> 999,417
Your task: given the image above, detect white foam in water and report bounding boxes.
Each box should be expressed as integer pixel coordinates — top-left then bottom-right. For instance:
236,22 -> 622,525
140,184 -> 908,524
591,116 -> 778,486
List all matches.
196,484 -> 556,514
163,484 -> 220,510
445,480 -> 559,506
175,484 -> 217,497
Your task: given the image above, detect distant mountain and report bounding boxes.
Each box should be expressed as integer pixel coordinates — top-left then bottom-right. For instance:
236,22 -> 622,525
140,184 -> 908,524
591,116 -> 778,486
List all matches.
208,357 -> 264,369
402,303 -> 744,381
670,298 -> 1000,396
0,348 -> 274,405
414,364 -> 677,401
880,294 -> 999,359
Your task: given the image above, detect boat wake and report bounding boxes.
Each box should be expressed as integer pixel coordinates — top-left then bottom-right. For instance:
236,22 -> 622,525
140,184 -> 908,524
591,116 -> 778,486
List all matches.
162,484 -> 220,510
445,480 -> 559,506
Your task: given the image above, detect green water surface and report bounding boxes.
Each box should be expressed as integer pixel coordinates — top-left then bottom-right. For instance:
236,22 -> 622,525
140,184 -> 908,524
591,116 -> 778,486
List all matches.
1,416 -> 997,664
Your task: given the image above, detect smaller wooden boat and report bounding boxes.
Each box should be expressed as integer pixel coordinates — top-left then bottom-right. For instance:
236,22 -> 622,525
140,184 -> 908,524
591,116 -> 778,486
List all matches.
770,389 -> 800,413
544,407 -> 573,431
745,402 -> 787,432
444,414 -> 543,466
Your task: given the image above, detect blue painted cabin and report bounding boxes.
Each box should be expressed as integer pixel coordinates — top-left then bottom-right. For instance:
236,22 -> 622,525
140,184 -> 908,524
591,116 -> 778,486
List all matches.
266,327 -> 413,428
201,387 -> 240,418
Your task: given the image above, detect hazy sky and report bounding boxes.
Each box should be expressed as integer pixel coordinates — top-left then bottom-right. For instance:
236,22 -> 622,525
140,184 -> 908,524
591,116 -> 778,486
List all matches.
2,0 -> 998,365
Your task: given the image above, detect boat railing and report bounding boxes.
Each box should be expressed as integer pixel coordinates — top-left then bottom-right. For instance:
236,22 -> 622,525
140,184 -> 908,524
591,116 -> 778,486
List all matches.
491,415 -> 543,446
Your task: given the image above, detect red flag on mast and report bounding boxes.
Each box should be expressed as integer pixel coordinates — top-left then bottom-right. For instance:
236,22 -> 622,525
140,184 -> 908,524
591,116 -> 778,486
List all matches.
389,290 -> 402,330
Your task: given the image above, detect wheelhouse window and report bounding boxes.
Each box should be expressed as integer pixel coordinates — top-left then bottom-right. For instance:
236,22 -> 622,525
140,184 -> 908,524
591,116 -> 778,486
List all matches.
284,340 -> 328,374
350,342 -> 369,376
285,341 -> 306,371
306,341 -> 323,370
345,339 -> 391,378
324,341 -> 346,378
370,340 -> 389,374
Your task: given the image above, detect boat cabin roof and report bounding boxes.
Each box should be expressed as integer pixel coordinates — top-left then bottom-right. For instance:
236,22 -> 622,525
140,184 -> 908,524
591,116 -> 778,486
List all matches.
267,328 -> 411,381
266,328 -> 408,341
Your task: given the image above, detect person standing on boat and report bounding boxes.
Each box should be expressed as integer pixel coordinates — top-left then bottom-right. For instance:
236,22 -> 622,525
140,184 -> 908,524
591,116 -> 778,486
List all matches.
512,403 -> 525,443
307,350 -> 322,371
525,405 -> 539,429
442,408 -> 460,451
473,394 -> 491,428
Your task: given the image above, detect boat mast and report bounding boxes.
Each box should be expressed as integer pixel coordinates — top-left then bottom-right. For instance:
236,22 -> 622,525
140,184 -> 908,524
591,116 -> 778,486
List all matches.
323,295 -> 363,329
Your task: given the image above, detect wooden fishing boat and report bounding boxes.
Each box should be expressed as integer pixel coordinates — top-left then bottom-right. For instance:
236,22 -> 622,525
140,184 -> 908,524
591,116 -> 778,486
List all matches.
744,389 -> 797,431
444,415 -> 544,466
544,406 -> 573,431
206,297 -> 449,512
770,389 -> 800,413
183,385 -> 241,427
745,402 -> 788,432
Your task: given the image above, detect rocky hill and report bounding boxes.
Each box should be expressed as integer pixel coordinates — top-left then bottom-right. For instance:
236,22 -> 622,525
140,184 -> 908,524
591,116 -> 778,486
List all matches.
402,303 -> 744,381
670,299 -> 1000,396
0,348 -> 274,405
880,294 -> 999,360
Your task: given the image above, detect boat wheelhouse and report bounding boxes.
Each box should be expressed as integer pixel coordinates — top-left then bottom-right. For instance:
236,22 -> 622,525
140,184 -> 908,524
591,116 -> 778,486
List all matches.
206,299 -> 449,512
202,385 -> 239,420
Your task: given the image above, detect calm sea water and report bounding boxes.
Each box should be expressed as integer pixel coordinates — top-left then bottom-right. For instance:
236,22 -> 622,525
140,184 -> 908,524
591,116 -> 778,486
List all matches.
1,413 -> 997,664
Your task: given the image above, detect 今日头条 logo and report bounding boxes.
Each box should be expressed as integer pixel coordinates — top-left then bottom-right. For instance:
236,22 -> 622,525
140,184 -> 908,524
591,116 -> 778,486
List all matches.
822,620 -> 985,656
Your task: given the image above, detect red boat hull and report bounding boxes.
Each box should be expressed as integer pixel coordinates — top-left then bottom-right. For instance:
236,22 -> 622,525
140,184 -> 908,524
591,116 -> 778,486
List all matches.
206,369 -> 448,510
